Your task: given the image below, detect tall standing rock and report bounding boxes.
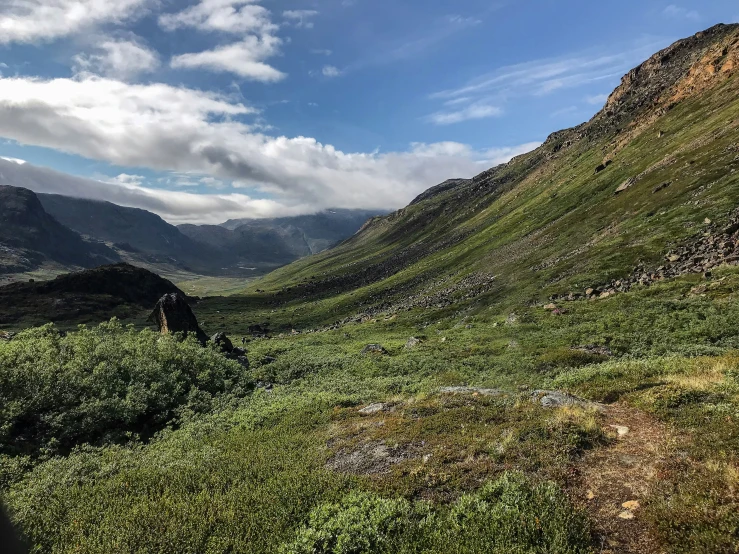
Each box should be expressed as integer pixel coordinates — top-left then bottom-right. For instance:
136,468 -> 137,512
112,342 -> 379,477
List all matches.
149,293 -> 208,345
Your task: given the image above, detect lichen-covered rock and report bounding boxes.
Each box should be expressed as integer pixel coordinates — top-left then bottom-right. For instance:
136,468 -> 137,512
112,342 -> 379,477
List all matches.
361,344 -> 388,356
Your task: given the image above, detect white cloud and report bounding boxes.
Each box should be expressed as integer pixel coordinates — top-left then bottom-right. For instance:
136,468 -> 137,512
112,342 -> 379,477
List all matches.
0,157 -> 304,225
105,173 -> 146,186
322,65 -> 341,77
550,106 -> 578,118
425,41 -> 665,124
0,75 -> 541,220
447,15 -> 482,26
162,0 -> 284,81
73,37 -> 159,80
430,42 -> 663,102
426,103 -> 502,125
0,156 -> 26,165
0,0 -> 148,44
159,0 -> 276,35
283,10 -> 318,29
171,35 -> 285,81
585,93 -> 609,105
663,5 -> 700,21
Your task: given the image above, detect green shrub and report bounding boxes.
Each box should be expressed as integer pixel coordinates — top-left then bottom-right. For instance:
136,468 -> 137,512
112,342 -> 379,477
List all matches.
280,472 -> 592,554
281,491 -> 428,554
0,320 -> 252,457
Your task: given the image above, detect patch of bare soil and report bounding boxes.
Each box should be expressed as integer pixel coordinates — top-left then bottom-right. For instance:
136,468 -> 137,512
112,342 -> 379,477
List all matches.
573,403 -> 678,554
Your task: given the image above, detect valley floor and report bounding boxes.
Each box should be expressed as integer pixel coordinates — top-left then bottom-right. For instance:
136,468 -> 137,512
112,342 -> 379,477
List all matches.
2,265 -> 739,553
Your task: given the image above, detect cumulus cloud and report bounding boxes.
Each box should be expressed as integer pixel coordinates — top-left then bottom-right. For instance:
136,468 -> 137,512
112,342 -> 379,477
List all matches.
161,0 -> 285,81
0,75 -> 540,221
73,37 -> 160,80
171,35 -> 285,81
0,0 -> 148,44
283,10 -> 319,29
159,0 -> 276,35
322,65 -> 341,77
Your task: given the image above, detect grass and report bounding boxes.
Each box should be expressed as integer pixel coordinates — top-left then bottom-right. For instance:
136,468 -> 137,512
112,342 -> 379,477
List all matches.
4,267 -> 739,552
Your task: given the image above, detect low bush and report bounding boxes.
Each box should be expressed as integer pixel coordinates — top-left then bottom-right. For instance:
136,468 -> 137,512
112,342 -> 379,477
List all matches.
281,472 -> 592,554
0,320 -> 252,457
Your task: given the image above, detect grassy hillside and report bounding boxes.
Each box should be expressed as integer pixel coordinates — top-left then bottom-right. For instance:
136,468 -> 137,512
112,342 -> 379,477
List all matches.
3,24 -> 739,554
205,24 -> 739,334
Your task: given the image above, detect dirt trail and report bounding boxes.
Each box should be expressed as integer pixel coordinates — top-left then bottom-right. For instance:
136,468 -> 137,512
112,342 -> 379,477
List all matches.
574,403 -> 678,554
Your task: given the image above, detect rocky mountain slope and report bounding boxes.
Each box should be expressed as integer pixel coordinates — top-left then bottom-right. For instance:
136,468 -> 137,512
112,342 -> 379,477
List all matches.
238,23 -> 739,326
0,186 -> 118,274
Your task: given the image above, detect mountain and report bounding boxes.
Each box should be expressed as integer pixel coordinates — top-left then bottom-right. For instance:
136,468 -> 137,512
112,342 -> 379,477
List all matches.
180,209 -> 385,266
239,23 -> 739,323
0,185 -> 118,274
0,263 -> 185,326
35,194 -> 383,274
37,194 -> 223,274
219,209 -> 387,250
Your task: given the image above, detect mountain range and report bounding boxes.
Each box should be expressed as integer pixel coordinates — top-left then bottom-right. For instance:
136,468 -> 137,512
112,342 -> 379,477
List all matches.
0,188 -> 384,279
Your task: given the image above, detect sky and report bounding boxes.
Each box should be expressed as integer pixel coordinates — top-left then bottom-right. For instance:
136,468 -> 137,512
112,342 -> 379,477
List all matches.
0,0 -> 736,224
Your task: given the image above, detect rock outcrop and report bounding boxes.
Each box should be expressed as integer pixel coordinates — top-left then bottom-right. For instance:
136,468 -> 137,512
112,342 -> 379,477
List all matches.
149,293 -> 208,345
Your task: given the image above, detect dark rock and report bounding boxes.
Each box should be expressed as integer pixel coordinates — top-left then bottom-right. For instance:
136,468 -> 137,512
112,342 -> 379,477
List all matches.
361,344 -> 388,356
652,181 -> 672,193
211,332 -> 234,354
261,356 -> 277,365
572,345 -> 613,357
148,293 -> 208,345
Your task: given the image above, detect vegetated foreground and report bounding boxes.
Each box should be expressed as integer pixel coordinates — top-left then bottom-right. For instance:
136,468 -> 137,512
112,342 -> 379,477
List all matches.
2,23 -> 739,554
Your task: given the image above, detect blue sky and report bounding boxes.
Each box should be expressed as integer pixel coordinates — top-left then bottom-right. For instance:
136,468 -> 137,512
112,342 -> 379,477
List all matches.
0,0 -> 736,223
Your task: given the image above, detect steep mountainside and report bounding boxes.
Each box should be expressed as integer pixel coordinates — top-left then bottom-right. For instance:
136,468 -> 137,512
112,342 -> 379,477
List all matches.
0,186 -> 118,274
237,23 -> 739,326
38,194 -> 223,273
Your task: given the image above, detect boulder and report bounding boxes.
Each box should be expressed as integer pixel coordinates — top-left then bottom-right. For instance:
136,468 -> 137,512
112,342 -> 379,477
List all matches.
359,403 -> 387,415
211,332 -> 234,354
615,177 -> 636,194
361,344 -> 388,356
405,337 -> 422,349
148,293 -> 208,345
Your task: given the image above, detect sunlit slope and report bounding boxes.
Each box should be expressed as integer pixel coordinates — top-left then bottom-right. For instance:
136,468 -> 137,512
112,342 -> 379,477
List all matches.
240,24 -> 739,324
